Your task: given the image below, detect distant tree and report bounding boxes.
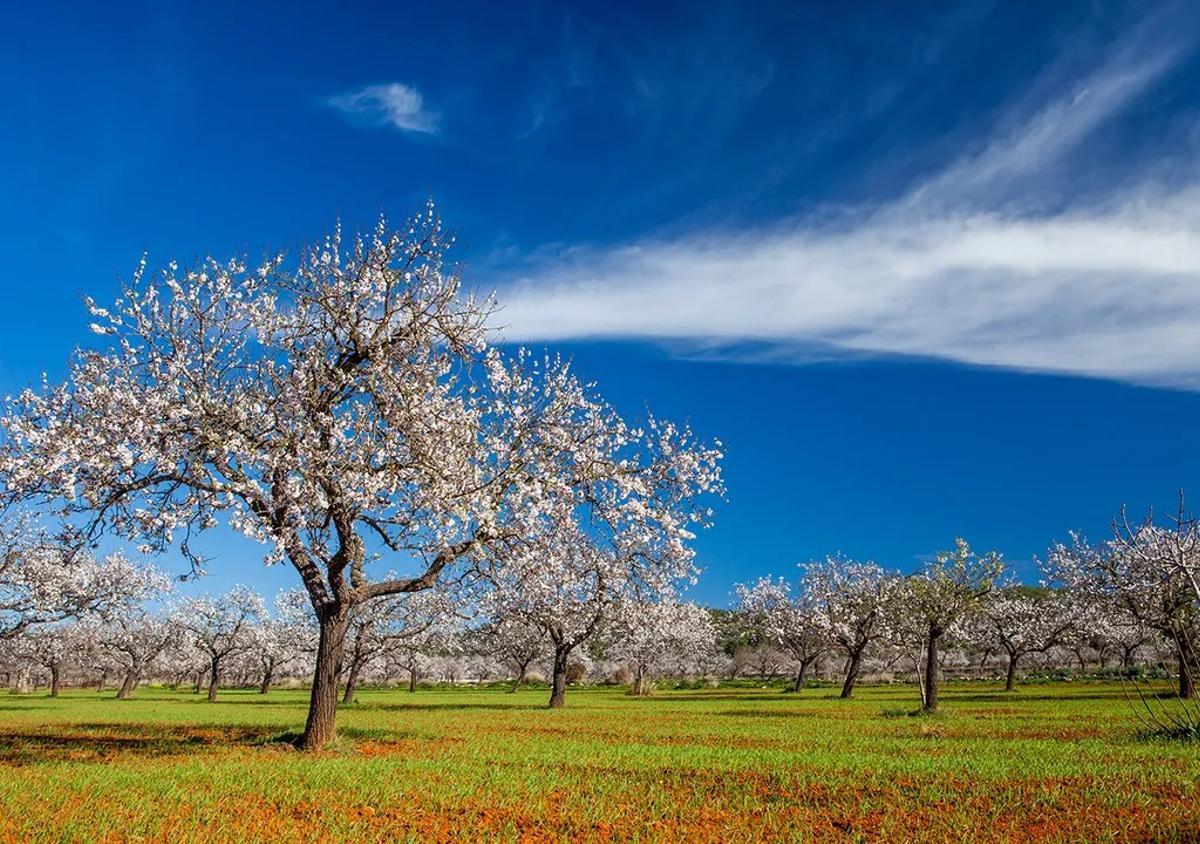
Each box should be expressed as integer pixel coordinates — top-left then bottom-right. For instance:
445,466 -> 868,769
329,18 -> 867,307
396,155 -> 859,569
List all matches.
979,587 -> 1075,691
1050,512 -> 1200,698
0,518 -> 167,640
609,601 -> 716,696
478,617 -> 547,692
12,623 -> 77,696
247,591 -> 312,695
96,613 -> 182,699
735,577 -> 831,692
341,589 -> 455,703
902,539 -> 1003,712
806,557 -> 896,698
178,587 -> 265,702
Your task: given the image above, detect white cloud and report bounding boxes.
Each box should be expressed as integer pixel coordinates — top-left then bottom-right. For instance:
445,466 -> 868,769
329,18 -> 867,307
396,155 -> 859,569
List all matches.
494,21 -> 1200,389
328,83 -> 438,134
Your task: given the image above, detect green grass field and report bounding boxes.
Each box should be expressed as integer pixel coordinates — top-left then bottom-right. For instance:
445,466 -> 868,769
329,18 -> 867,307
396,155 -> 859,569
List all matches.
0,682 -> 1195,842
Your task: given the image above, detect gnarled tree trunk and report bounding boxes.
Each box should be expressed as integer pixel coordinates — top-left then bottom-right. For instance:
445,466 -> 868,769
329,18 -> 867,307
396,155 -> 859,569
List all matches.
793,657 -> 814,693
1176,632 -> 1196,700
922,625 -> 942,713
207,656 -> 220,702
509,661 -> 529,693
548,644 -> 571,709
117,669 -> 138,700
260,664 -> 273,695
631,663 -> 650,697
49,665 -> 61,698
1004,651 -> 1019,692
299,607 -> 349,750
840,646 -> 865,699
341,660 -> 361,705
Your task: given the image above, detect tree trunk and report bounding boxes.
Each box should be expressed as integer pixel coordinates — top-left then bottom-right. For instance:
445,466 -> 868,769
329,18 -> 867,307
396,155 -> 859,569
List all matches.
49,665 -> 61,698
840,646 -> 864,699
548,644 -> 570,709
259,664 -> 273,695
1176,633 -> 1196,700
510,661 -> 528,693
299,607 -> 349,750
96,670 -> 107,692
793,658 -> 811,693
192,671 -> 203,694
632,663 -> 650,697
1004,651 -> 1019,692
341,660 -> 361,705
922,626 -> 941,713
116,669 -> 138,700
207,656 -> 220,702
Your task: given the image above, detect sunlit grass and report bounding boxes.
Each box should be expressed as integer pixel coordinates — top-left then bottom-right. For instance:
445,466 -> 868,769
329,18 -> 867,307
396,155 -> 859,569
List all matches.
0,682 -> 1196,841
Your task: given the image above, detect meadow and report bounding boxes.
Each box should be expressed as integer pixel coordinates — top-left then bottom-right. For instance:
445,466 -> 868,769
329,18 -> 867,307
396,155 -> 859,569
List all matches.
0,682 -> 1195,842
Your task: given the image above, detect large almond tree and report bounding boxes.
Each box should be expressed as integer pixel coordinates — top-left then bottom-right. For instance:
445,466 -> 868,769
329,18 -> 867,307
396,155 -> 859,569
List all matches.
0,208 -> 719,748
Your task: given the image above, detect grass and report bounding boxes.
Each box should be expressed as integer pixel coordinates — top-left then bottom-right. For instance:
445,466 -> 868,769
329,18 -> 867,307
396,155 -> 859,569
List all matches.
0,682 -> 1197,842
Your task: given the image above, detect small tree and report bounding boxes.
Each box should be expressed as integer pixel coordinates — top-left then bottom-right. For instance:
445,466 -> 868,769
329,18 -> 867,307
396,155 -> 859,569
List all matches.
178,586 -> 265,702
12,623 -> 77,696
735,577 -> 830,692
480,617 -> 546,692
903,539 -> 1003,713
247,592 -> 312,695
609,601 -> 717,696
342,589 -> 455,703
0,518 -> 167,640
96,612 -> 181,699
979,588 -> 1075,691
1050,522 -> 1200,698
806,557 -> 895,698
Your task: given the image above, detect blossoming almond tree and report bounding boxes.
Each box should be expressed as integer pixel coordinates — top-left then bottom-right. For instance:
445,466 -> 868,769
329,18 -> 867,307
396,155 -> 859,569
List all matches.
341,587 -> 457,703
0,519 -> 168,641
177,586 -> 266,702
492,468 -> 721,705
476,616 -> 546,692
734,577 -> 831,692
11,623 -> 78,696
1050,519 -> 1200,699
978,589 -> 1076,691
902,538 -> 1003,712
248,591 -> 314,695
804,557 -> 896,699
95,612 -> 183,699
476,345 -> 722,708
0,208 -> 722,747
609,601 -> 717,696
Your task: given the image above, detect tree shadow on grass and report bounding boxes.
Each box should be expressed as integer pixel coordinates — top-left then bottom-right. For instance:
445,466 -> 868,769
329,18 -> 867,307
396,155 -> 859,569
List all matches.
878,707 -> 931,719
354,701 -> 544,713
661,692 -> 799,703
713,708 -> 823,718
959,691 -> 1126,704
0,723 -> 284,766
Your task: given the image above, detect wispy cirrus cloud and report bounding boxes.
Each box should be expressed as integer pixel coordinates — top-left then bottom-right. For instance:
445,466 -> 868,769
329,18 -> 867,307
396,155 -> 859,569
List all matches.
328,82 -> 438,134
494,11 -> 1200,389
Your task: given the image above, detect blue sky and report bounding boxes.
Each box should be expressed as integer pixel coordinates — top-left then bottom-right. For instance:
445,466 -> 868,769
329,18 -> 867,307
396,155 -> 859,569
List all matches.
3,1 -> 1200,605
